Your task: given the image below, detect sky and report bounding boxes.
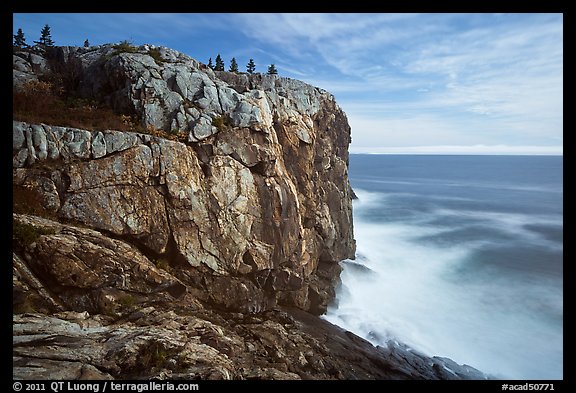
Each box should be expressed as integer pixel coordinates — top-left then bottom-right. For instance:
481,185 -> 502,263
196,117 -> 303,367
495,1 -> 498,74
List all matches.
13,13 -> 563,155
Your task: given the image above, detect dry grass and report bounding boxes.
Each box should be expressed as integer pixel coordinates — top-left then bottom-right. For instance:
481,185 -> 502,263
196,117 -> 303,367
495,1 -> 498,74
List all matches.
12,220 -> 56,246
12,184 -> 56,218
13,80 -> 188,142
13,80 -> 136,132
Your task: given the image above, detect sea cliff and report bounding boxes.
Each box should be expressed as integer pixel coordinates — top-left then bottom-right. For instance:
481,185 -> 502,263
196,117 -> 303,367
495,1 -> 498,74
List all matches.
13,44 -> 486,380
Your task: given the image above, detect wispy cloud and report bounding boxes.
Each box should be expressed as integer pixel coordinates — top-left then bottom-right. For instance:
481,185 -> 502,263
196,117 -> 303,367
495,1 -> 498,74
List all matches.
230,13 -> 563,153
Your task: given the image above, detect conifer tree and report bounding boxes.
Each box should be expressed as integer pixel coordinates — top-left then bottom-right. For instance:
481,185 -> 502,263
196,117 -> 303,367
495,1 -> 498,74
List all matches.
229,57 -> 239,73
214,54 -> 225,71
34,24 -> 55,47
267,64 -> 278,75
208,57 -> 214,70
84,39 -> 90,47
246,58 -> 256,74
13,28 -> 27,47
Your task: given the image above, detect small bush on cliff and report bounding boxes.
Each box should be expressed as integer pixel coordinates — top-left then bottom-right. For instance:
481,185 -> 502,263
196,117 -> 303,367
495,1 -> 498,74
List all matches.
112,40 -> 139,55
148,48 -> 165,65
154,257 -> 171,272
13,80 -> 57,120
13,80 -> 185,142
118,294 -> 136,308
139,341 -> 171,371
13,220 -> 56,246
142,124 -> 188,143
212,115 -> 231,131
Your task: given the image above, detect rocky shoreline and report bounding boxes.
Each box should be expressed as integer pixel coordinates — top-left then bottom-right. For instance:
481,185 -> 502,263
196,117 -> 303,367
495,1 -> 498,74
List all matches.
13,308 -> 487,380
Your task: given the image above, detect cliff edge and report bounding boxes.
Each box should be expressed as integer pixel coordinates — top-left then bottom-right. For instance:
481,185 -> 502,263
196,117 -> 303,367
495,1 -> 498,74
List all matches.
12,44 -> 486,380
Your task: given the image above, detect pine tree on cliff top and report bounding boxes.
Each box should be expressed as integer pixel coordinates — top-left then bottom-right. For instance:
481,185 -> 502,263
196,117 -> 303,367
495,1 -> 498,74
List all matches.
208,57 -> 214,70
229,57 -> 239,73
14,28 -> 27,47
267,64 -> 278,75
34,24 -> 55,47
247,58 -> 256,74
214,54 -> 225,71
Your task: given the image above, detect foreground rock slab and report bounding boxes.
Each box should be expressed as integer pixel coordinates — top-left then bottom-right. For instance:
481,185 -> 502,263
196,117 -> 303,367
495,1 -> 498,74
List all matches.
13,310 -> 487,380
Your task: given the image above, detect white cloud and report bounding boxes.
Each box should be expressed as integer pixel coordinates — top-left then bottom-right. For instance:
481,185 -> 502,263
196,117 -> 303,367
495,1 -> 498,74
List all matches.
232,13 -> 562,150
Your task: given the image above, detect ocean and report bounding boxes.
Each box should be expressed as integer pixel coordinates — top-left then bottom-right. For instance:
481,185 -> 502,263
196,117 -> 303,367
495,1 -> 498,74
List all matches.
324,154 -> 563,380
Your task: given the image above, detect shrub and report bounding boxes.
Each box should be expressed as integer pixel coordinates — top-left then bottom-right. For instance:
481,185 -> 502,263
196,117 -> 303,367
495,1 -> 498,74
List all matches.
13,220 -> 56,246
13,184 -> 56,219
148,48 -> 164,65
13,80 -> 137,132
13,80 -> 60,122
212,115 -> 231,131
118,294 -> 136,308
139,341 -> 170,370
113,40 -> 139,54
13,73 -> 190,144
154,257 -> 171,272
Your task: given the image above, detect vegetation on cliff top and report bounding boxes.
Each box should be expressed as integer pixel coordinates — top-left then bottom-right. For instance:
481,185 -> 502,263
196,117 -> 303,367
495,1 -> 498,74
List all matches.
13,80 -> 133,132
13,79 -> 187,142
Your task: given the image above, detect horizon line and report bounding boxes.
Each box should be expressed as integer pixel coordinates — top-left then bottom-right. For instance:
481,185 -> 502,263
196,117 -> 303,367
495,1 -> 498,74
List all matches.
350,145 -> 563,156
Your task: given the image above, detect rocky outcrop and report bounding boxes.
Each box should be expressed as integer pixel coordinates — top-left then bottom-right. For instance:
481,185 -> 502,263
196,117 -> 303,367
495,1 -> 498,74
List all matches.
13,44 -> 486,380
13,43 -> 355,314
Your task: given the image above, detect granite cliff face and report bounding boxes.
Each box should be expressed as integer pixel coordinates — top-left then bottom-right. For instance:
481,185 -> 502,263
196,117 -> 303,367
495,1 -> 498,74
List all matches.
13,44 -> 486,380
13,44 -> 355,315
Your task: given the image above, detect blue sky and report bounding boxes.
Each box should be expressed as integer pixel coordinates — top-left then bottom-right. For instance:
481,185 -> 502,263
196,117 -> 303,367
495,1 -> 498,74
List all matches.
13,13 -> 563,154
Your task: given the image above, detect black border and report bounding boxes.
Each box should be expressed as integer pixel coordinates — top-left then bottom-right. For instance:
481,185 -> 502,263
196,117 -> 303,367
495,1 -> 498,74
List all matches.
9,2 -> 569,389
